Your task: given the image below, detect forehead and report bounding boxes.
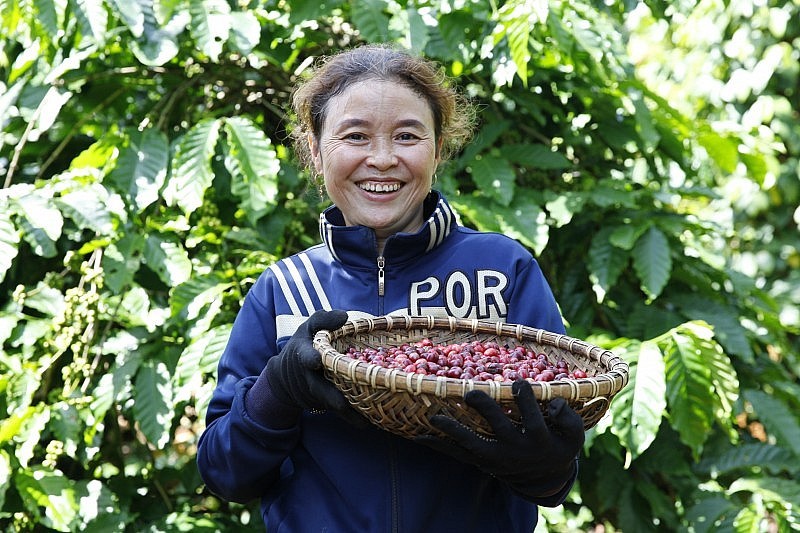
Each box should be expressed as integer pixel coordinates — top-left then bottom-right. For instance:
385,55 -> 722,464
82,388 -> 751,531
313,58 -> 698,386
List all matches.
322,79 -> 434,129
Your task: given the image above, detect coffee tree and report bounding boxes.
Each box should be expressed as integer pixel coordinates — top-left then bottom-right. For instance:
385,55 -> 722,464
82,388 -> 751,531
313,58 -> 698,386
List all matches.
1,0 -> 797,531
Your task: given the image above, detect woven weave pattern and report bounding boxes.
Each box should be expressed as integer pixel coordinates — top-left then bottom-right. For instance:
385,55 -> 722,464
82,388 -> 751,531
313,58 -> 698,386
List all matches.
313,315 -> 629,439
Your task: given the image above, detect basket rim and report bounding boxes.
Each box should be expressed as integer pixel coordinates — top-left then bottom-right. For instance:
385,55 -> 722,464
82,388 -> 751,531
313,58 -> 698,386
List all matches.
313,315 -> 630,403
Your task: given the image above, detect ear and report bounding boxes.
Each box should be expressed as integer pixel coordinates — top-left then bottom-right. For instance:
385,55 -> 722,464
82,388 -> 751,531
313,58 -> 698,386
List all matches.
308,133 -> 322,173
435,136 -> 444,161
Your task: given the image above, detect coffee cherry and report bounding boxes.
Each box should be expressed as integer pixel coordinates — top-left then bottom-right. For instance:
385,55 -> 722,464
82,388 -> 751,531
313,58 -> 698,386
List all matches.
345,339 -> 590,383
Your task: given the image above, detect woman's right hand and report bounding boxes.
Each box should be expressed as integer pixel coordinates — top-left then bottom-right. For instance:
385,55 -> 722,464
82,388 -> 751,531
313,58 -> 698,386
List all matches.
261,310 -> 367,427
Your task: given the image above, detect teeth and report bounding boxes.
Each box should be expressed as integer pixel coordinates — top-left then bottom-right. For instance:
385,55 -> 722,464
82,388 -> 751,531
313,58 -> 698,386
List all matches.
359,182 -> 401,193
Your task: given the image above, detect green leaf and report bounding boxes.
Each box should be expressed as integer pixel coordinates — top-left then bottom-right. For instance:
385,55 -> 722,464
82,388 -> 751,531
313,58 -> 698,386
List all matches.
611,341 -> 666,459
74,0 -> 108,44
743,389 -> 800,457
739,151 -> 768,185
143,235 -> 192,286
189,0 -> 231,61
544,192 -> 585,227
0,207 -> 21,283
405,6 -> 429,53
173,324 -> 231,400
701,330 -> 740,424
11,47 -> 38,85
12,406 -> 51,468
459,120 -> 510,166
630,91 -> 660,152
170,274 -> 233,320
496,1 -> 543,86
501,143 -> 571,169
102,233 -> 145,294
684,495 -> 739,533
165,118 -> 221,215
116,286 -> 153,327
288,0 -> 335,23
228,10 -> 260,54
16,218 -> 56,257
223,116 -> 280,224
0,410 -> 26,446
732,505 -> 761,533
350,0 -> 392,42
107,0 -> 144,37
0,78 -> 25,124
49,402 -> 82,459
451,195 -> 503,234
588,226 -> 629,303
467,155 -> 516,206
107,128 -> 169,212
15,468 -> 78,531
21,282 -> 65,317
129,0 -> 182,66
500,190 -> 548,254
695,443 -> 795,476
697,130 -> 739,174
588,180 -> 638,208
133,360 -> 173,449
664,323 -> 719,458
10,190 -> 63,250
28,86 -> 72,133
432,9 -> 481,64
34,0 -> 61,37
6,363 -> 42,416
624,303 -> 682,340
452,191 -> 549,254
729,477 -> 800,508
175,324 -> 231,381
90,339 -> 144,425
70,135 -> 118,171
632,225 -> 671,300
55,185 -> 115,235
609,222 -> 649,251
674,297 -> 754,360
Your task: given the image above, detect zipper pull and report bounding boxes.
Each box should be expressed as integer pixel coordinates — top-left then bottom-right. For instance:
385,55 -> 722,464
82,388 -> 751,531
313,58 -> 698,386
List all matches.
377,256 -> 385,296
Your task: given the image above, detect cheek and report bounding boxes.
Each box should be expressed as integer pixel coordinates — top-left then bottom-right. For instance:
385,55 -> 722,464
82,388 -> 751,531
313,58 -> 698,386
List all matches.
320,144 -> 360,174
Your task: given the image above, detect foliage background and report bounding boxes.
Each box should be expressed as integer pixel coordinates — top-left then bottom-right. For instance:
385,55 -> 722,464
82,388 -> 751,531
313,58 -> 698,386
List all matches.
1,0 -> 798,531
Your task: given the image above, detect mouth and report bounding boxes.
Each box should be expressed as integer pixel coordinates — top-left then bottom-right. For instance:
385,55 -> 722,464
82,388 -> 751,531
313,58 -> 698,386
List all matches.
358,181 -> 402,194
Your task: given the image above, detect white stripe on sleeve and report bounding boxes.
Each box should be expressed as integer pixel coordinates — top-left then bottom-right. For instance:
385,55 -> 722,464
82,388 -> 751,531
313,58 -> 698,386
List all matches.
269,263 -> 302,316
285,258 -> 317,315
299,252 -> 332,310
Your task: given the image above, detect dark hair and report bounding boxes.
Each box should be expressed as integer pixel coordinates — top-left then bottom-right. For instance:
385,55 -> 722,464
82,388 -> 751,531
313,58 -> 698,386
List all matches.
290,44 -> 475,177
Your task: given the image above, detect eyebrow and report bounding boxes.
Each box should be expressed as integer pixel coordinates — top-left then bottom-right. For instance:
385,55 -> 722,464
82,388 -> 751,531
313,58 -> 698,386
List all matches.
332,118 -> 428,132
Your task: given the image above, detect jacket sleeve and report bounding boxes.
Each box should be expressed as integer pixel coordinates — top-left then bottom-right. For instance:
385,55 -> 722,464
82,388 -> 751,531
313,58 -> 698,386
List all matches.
506,257 -> 567,335
196,274 -> 300,503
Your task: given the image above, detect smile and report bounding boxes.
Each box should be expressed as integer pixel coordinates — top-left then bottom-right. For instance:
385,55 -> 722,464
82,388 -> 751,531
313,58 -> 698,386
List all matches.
359,182 -> 401,193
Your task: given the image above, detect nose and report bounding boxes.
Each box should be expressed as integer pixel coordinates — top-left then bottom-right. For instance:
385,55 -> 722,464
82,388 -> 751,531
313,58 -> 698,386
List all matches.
367,139 -> 397,169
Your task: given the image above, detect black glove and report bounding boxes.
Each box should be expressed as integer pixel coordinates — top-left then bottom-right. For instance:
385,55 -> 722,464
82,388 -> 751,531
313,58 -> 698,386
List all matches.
415,380 -> 584,501
265,310 -> 366,427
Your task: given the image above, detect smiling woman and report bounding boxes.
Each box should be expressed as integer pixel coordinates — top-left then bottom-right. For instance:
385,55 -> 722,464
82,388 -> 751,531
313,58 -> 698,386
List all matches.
308,79 -> 440,250
196,43 -> 586,532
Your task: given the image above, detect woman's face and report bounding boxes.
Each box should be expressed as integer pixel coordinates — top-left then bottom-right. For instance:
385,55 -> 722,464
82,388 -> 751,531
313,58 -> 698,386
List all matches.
309,79 -> 440,242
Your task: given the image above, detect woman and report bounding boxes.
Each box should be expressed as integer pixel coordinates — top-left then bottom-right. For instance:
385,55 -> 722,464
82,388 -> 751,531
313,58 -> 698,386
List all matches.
196,44 -> 584,532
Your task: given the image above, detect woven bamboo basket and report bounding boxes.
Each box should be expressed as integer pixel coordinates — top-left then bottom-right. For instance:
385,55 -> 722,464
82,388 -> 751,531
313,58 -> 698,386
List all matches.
313,315 -> 629,439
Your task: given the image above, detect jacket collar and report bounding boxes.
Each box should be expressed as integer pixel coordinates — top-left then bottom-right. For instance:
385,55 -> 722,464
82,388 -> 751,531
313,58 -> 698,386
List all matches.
318,191 -> 458,267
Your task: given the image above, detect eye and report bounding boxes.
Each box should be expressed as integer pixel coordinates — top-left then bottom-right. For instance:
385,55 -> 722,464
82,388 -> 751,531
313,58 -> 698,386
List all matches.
396,132 -> 420,142
344,132 -> 367,142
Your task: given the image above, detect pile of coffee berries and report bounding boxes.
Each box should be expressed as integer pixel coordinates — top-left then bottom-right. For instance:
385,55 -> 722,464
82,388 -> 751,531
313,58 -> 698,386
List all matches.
345,338 -> 589,382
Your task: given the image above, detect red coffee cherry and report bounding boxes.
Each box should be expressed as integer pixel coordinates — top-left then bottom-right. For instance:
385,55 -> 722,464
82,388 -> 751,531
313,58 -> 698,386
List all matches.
346,339 -> 590,382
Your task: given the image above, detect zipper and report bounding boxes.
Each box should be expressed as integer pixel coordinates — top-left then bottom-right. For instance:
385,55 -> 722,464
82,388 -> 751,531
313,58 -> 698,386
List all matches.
389,437 -> 400,532
377,256 -> 385,297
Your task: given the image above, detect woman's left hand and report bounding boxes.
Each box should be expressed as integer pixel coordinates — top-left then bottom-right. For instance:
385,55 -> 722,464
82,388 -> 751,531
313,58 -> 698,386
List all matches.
414,380 -> 585,500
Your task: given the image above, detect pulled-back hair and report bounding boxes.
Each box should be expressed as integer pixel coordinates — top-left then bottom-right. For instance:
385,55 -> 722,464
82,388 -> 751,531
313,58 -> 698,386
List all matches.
290,44 -> 475,176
